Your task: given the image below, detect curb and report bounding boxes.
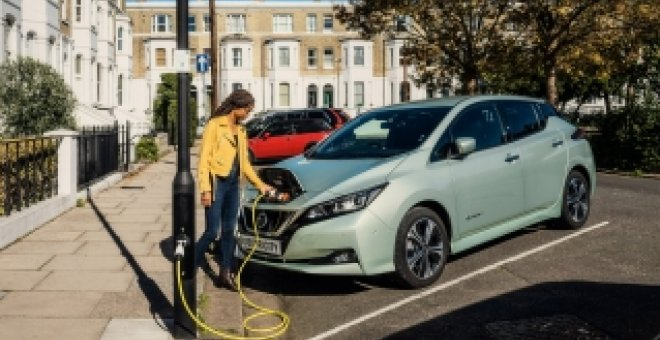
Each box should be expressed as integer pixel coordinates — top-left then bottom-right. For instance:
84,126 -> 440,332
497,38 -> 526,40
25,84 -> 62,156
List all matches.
598,170 -> 660,180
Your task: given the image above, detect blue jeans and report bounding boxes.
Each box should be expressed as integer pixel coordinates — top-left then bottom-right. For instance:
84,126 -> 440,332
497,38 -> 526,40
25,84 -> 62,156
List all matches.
195,163 -> 240,272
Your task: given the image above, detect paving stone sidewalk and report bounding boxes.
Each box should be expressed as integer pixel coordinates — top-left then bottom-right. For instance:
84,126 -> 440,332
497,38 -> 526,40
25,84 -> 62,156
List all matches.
0,149 -> 249,340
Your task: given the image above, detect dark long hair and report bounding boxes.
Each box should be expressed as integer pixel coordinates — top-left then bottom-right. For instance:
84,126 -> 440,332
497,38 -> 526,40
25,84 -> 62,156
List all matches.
210,89 -> 255,119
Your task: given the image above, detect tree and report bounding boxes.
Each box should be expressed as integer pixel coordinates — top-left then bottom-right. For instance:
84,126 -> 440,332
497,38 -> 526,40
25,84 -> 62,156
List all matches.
335,0 -> 512,95
152,73 -> 197,143
502,1 -> 619,106
0,57 -> 76,136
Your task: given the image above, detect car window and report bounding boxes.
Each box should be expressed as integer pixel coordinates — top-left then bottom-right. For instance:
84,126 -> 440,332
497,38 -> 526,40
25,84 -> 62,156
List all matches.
294,119 -> 332,133
336,110 -> 351,123
307,110 -> 334,126
264,122 -> 293,136
308,107 -> 451,159
497,101 -> 541,141
269,115 -> 287,124
430,130 -> 453,162
452,103 -> 505,152
537,103 -> 559,128
287,111 -> 304,120
538,103 -> 557,120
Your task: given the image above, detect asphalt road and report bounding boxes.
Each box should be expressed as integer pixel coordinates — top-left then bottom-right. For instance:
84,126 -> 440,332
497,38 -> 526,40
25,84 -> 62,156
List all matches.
241,173 -> 660,340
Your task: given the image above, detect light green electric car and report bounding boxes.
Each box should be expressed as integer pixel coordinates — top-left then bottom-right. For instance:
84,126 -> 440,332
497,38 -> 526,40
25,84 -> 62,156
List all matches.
238,95 -> 596,288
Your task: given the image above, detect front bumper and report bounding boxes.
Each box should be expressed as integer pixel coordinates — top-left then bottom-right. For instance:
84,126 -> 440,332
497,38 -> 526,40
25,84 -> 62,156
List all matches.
238,206 -> 395,275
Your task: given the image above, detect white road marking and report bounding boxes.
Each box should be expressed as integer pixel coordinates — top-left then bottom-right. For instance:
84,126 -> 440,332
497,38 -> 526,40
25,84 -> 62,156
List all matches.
308,221 -> 610,340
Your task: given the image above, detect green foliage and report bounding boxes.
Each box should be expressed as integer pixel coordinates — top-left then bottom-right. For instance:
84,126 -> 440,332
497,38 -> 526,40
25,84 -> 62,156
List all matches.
335,1 -> 660,107
135,136 -> 158,163
585,103 -> 660,172
76,198 -> 86,208
335,0 -> 513,95
0,57 -> 76,136
152,73 -> 197,144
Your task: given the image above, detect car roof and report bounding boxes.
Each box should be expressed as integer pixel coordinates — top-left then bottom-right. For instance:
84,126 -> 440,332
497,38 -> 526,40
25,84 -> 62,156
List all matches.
378,95 -> 546,111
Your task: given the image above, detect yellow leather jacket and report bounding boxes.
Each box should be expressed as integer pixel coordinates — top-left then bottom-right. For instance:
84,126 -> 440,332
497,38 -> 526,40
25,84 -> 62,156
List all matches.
197,115 -> 266,194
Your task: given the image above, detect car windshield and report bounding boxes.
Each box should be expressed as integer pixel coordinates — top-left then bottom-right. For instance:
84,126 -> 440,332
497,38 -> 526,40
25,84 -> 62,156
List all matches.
245,117 -> 269,138
307,106 -> 451,159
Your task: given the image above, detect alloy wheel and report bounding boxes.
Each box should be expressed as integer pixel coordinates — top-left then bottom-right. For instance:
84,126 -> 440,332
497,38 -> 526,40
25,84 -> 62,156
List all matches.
567,176 -> 589,223
405,217 -> 444,280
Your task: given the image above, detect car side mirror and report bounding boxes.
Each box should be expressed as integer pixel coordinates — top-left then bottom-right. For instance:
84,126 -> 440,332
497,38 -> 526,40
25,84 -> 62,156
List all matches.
261,132 -> 271,140
455,137 -> 476,156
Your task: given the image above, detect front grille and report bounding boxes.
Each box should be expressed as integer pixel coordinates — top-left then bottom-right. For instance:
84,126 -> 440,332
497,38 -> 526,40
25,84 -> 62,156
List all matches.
239,207 -> 296,235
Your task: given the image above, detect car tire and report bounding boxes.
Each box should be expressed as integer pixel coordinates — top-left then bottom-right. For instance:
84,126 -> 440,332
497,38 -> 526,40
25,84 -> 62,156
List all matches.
556,169 -> 590,229
393,207 -> 449,289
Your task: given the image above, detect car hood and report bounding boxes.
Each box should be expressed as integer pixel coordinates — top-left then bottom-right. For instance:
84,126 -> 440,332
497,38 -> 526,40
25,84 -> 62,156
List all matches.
271,155 -> 406,195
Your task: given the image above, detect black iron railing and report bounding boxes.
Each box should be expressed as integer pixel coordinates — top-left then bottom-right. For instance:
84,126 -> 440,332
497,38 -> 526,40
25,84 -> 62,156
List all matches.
0,137 -> 58,216
78,124 -> 120,188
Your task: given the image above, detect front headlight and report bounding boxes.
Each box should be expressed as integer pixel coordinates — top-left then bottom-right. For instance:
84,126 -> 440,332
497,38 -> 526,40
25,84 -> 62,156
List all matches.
299,183 -> 388,224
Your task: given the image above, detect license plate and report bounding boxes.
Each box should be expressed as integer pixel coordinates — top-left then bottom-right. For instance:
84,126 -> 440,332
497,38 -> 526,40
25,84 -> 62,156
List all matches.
238,235 -> 282,256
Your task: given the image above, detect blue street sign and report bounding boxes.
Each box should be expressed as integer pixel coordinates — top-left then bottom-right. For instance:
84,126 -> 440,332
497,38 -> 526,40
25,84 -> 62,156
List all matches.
196,54 -> 209,73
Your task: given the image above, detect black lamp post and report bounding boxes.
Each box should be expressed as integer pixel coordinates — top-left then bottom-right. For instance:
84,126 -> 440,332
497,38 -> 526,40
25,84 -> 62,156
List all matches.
172,0 -> 196,337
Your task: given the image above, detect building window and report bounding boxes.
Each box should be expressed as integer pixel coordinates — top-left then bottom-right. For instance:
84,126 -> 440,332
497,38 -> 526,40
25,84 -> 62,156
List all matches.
323,84 -> 333,108
75,54 -> 82,75
232,83 -> 242,92
306,14 -> 317,32
307,84 -> 318,108
344,48 -> 348,67
152,15 -> 172,33
75,0 -> 82,22
279,83 -> 290,106
390,48 -> 394,68
117,27 -> 123,51
203,15 -> 210,32
232,48 -> 242,67
354,81 -> 364,107
25,32 -> 35,57
400,81 -> 410,102
226,14 -> 246,33
395,15 -> 410,32
188,15 -> 196,32
307,48 -> 317,68
354,46 -> 364,66
155,48 -> 166,67
323,14 -> 333,32
273,14 -> 293,33
270,83 -> 274,107
323,48 -> 333,69
426,87 -> 433,99
278,47 -> 290,67
117,75 -> 123,105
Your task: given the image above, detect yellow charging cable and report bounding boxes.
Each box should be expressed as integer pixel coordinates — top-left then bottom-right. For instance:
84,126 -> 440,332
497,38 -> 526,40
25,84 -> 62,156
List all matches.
175,193 -> 290,339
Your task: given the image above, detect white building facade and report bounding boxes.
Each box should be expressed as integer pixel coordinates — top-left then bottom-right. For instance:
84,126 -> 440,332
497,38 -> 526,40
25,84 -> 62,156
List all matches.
1,0 -> 146,130
1,0 -> 22,64
127,0 -> 436,121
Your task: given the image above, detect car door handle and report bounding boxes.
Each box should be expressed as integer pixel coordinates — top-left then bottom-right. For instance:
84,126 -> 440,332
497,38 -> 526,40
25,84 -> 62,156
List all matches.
505,153 -> 520,162
552,139 -> 564,147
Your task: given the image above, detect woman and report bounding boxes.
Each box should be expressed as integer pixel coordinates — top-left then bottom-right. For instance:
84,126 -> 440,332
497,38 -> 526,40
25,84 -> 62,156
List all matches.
196,89 -> 273,291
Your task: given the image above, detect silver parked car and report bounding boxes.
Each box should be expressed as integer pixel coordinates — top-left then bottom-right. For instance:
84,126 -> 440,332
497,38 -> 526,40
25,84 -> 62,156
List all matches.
238,95 -> 596,288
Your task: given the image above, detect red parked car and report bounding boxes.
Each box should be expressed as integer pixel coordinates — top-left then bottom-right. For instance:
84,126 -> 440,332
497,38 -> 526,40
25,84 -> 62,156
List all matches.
245,108 -> 350,138
248,118 -> 335,163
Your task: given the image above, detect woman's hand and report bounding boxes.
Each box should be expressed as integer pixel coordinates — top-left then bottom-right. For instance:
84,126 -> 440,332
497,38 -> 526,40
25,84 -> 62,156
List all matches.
259,185 -> 275,197
200,191 -> 212,207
